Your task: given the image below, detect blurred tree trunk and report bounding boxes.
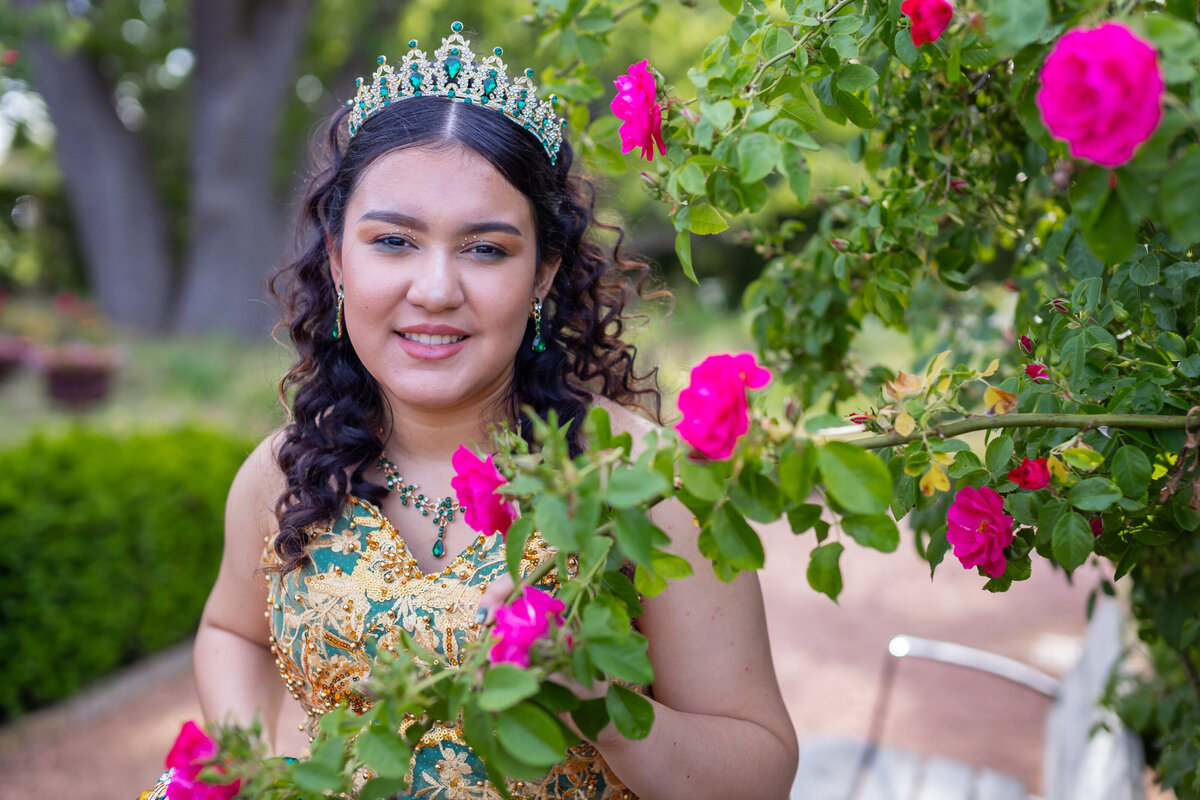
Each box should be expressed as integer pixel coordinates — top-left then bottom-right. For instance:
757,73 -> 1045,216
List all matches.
176,0 -> 312,336
25,38 -> 173,331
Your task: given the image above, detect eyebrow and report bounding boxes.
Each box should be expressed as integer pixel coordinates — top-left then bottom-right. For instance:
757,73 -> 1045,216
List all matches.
358,210 -> 524,238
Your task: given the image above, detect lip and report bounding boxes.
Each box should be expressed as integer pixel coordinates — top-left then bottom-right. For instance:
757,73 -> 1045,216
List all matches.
394,326 -> 469,361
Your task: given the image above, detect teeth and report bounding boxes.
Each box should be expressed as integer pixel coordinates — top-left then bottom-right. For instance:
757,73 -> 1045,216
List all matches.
401,332 -> 466,345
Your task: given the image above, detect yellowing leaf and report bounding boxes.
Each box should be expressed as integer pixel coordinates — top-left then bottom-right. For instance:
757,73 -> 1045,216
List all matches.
1047,455 -> 1070,484
936,375 -> 951,394
885,371 -> 924,403
895,411 -> 917,437
984,386 -> 1018,416
931,452 -> 956,467
981,358 -> 1000,377
919,464 -> 950,497
925,350 -> 951,380
1062,448 -> 1104,472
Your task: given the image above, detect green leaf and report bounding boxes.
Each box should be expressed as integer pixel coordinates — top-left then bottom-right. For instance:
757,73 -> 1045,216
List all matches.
808,542 -> 844,601
612,507 -> 667,565
841,513 -> 900,553
778,441 -> 816,503
605,684 -> 655,739
588,636 -> 654,684
1052,512 -> 1094,571
893,30 -> 919,68
1007,492 -> 1039,526
1080,190 -> 1138,265
496,703 -> 568,768
836,63 -> 879,93
1068,477 -> 1122,512
1061,448 -> 1104,471
984,0 -> 1048,54
833,90 -> 878,129
480,664 -> 542,711
686,203 -> 729,235
506,515 -> 535,578
736,133 -> 783,184
535,493 -> 577,550
1130,255 -> 1161,286
570,698 -> 610,742
360,777 -> 413,800
985,436 -> 1014,476
1162,150 -> 1200,246
816,442 -> 891,515
699,99 -> 735,131
711,503 -> 765,570
677,162 -> 708,196
763,26 -> 794,60
606,466 -> 670,509
292,762 -> 344,794
356,727 -> 412,776
674,229 -> 696,284
730,468 -> 783,523
787,503 -> 824,534
1111,447 -> 1152,497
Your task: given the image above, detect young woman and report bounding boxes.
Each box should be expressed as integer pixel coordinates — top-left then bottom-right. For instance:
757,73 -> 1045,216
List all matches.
189,25 -> 797,800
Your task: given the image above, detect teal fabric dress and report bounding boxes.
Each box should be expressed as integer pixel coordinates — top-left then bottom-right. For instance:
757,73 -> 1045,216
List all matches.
263,497 -> 637,800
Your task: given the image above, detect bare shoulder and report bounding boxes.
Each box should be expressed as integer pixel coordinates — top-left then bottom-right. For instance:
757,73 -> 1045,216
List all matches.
226,428 -> 289,546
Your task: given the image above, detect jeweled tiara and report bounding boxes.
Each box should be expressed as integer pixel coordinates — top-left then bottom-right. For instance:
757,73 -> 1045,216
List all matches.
345,21 -> 566,163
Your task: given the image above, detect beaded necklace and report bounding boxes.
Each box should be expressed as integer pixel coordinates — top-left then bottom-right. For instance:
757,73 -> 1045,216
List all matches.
376,455 -> 463,558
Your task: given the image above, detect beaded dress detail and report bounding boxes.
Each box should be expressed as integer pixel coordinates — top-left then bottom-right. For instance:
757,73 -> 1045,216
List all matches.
263,497 -> 636,800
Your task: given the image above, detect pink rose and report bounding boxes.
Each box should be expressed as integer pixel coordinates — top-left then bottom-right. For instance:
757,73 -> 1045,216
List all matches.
1008,457 -> 1050,490
1025,363 -> 1049,383
946,486 -> 1014,578
1018,335 -> 1035,355
611,60 -> 665,161
901,0 -> 953,48
165,721 -> 239,800
950,179 -> 968,194
676,352 -> 772,461
1090,516 -> 1104,537
450,445 -> 517,538
1036,23 -> 1164,167
489,585 -> 566,668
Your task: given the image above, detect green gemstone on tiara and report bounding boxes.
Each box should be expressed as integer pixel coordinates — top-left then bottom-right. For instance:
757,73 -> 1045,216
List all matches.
409,39 -> 417,48
494,47 -> 503,55
448,89 -> 455,98
525,68 -> 534,77
451,20 -> 463,32
451,48 -> 459,56
410,74 -> 422,89
377,55 -> 385,64
355,77 -> 362,87
445,56 -> 461,80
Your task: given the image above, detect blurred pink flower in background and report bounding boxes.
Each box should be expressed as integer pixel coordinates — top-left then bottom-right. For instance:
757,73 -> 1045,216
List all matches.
451,445 -> 517,538
611,60 -> 665,161
676,352 -> 772,460
901,0 -> 953,47
489,585 -> 566,668
164,721 -> 239,800
1037,22 -> 1164,167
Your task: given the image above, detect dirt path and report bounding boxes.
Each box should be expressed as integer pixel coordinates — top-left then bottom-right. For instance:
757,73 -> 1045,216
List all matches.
0,525 -> 1103,798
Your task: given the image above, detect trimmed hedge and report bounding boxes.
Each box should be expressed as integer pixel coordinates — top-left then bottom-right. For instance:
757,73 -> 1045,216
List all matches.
0,427 -> 255,720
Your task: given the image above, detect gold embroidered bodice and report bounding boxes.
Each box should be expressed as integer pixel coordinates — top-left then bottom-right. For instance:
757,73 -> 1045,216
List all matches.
263,496 -> 636,799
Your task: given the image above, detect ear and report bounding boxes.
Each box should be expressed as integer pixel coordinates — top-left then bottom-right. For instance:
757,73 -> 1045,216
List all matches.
328,235 -> 344,286
534,257 -> 560,300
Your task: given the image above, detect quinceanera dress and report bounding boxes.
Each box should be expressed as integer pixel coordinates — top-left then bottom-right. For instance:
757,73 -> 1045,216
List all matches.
142,496 -> 637,799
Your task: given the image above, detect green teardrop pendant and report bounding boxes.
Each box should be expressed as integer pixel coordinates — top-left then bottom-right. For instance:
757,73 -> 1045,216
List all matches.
432,539 -> 445,558
532,334 -> 547,353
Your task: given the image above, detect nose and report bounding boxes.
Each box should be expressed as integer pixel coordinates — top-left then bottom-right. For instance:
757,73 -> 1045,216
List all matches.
405,247 -> 466,312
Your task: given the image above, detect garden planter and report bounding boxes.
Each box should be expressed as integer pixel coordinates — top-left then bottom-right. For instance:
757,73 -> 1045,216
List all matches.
43,363 -> 113,409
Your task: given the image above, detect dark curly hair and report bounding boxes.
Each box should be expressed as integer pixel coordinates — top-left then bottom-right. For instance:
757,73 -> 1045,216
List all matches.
268,96 -> 664,573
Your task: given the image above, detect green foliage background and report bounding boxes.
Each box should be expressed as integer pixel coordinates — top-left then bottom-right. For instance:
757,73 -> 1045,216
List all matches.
0,427 -> 253,720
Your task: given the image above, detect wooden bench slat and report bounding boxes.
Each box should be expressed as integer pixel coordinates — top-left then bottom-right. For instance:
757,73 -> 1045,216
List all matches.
913,756 -> 975,800
792,737 -> 872,800
855,746 -> 922,800
974,768 -> 1027,800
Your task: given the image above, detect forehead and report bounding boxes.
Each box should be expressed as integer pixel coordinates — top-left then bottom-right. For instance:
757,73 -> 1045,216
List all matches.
347,145 -> 534,231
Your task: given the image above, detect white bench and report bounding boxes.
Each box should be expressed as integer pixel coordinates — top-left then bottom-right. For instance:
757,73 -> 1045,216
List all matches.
791,600 -> 1145,800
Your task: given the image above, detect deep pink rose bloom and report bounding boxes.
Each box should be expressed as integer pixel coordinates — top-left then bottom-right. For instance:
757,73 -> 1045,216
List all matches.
611,60 -> 665,161
901,0 -> 953,47
489,585 -> 566,668
1018,335 -> 1035,355
1036,23 -> 1164,167
1008,457 -> 1050,490
1026,363 -> 1049,383
946,486 -> 1014,578
451,445 -> 517,538
676,352 -> 772,461
165,721 -> 239,800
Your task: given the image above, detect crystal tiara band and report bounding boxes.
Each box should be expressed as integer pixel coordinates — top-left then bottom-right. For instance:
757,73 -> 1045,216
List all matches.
345,22 -> 566,163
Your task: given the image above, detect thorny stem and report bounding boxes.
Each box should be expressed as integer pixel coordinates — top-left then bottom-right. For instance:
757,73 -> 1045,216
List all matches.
841,413 -> 1196,450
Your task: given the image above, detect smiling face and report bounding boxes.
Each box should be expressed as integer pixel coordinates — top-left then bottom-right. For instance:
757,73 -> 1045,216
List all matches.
330,144 -> 556,421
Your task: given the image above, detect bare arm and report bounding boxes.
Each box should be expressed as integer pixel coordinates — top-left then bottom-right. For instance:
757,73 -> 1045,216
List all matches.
194,434 -> 300,754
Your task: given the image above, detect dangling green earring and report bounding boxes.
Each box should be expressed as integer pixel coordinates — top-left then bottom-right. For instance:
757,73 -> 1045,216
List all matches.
530,296 -> 546,353
333,284 -> 345,339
